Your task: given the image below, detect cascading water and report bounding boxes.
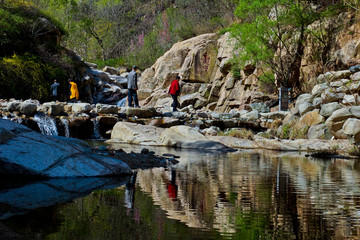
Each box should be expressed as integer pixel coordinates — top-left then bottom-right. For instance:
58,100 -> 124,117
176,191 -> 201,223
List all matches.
91,118 -> 103,139
33,113 -> 58,136
117,97 -> 127,107
60,118 -> 70,137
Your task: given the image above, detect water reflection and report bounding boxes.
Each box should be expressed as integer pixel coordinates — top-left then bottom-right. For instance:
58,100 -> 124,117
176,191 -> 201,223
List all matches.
2,148 -> 360,239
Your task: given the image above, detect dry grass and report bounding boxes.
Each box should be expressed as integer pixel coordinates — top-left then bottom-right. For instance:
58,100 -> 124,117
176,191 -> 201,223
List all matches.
219,128 -> 254,140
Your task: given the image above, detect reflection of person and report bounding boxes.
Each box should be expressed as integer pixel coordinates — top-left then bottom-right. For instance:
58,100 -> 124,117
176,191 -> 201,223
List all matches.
50,79 -> 60,101
167,169 -> 177,201
125,171 -> 137,209
127,65 -> 139,108
168,76 -> 181,112
68,79 -> 79,103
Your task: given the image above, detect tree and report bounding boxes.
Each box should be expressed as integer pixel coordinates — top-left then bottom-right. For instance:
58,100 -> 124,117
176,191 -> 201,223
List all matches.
229,0 -> 336,92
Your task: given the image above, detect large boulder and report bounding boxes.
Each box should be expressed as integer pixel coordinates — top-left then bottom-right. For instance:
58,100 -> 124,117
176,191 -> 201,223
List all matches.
109,122 -> 165,146
95,104 -> 118,114
43,102 -> 64,116
160,125 -> 229,150
72,103 -> 91,114
299,109 -> 325,127
308,124 -> 333,140
19,102 -> 37,116
325,106 -> 360,139
320,102 -> 343,117
0,119 -> 131,177
343,118 -> 360,143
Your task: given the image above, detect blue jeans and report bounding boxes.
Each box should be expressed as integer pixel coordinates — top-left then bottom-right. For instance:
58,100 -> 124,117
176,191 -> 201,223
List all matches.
171,94 -> 179,111
128,89 -> 139,107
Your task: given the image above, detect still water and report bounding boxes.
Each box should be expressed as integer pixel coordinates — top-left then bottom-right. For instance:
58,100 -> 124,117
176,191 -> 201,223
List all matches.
2,143 -> 360,240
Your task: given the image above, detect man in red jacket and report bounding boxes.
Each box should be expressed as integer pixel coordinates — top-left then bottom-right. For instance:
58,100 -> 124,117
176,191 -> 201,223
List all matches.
168,76 -> 181,112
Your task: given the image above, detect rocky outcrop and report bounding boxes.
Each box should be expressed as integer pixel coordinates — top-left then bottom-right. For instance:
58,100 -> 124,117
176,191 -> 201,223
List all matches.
139,33 -> 272,112
0,119 -> 131,177
108,122 -> 229,150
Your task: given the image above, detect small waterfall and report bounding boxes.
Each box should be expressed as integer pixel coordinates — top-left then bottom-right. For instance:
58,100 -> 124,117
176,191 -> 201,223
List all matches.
60,118 -> 70,137
33,113 -> 58,136
91,118 -> 103,139
117,97 -> 127,107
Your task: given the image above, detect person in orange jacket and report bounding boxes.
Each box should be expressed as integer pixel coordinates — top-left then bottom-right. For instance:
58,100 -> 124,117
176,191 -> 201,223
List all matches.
168,76 -> 181,112
68,79 -> 79,102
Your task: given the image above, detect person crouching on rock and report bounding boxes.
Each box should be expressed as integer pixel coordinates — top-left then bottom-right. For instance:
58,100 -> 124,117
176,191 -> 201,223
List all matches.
168,76 -> 181,112
127,65 -> 139,108
68,79 -> 79,103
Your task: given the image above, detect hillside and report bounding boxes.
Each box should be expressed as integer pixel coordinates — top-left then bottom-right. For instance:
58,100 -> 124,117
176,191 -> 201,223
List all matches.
0,1 -> 84,102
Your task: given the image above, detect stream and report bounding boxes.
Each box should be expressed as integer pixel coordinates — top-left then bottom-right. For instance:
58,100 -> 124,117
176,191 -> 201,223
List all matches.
1,142 -> 360,239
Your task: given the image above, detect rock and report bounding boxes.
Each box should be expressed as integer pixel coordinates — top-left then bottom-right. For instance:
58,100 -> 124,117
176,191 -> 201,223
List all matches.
0,119 -> 131,177
260,111 -> 289,120
72,103 -> 91,114
43,102 -> 64,116
317,70 -> 352,82
95,104 -> 118,114
160,125 -> 229,150
141,148 -> 150,154
312,97 -> 322,108
241,110 -> 259,120
6,101 -> 21,112
320,102 -> 343,117
207,136 -> 257,149
311,83 -> 328,97
126,107 -> 155,118
109,122 -> 165,146
163,111 -> 188,119
103,66 -> 119,75
343,94 -> 360,105
298,102 -> 313,116
147,117 -> 182,128
343,118 -> 360,143
197,112 -> 209,118
325,107 -> 354,139
299,109 -> 325,126
349,65 -> 360,73
250,102 -> 270,113
202,126 -> 220,136
308,124 -> 333,140
85,62 -> 98,68
295,93 -> 313,107
180,93 -> 199,108
321,88 -> 345,104
19,102 -> 37,116
330,79 -> 350,87
64,105 -> 72,112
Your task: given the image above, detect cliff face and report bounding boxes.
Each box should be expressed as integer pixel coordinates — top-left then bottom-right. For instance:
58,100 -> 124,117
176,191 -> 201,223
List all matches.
139,11 -> 360,113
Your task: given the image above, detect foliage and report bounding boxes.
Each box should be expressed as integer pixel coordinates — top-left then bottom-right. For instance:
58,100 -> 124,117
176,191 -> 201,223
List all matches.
228,0 -> 348,91
0,54 -> 66,101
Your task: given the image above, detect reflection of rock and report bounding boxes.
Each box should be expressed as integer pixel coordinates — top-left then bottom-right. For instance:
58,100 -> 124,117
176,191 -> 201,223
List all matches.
0,177 -> 128,219
0,119 -> 131,177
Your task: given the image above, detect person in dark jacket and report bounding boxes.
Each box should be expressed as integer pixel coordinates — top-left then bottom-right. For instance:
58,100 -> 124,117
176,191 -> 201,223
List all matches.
168,76 -> 181,112
127,65 -> 139,107
50,80 -> 60,101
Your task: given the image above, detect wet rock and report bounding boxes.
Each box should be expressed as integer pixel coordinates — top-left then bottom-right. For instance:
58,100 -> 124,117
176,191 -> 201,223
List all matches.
160,125 -> 230,150
6,101 -> 21,112
0,119 -> 131,177
43,102 -> 64,116
19,102 -> 37,116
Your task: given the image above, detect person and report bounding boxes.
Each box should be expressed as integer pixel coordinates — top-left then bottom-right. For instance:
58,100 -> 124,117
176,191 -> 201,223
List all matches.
168,76 -> 181,112
68,79 -> 79,103
127,65 -> 139,107
50,79 -> 60,101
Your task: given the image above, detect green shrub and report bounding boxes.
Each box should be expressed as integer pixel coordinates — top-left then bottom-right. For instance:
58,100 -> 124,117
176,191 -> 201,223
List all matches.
0,54 -> 64,101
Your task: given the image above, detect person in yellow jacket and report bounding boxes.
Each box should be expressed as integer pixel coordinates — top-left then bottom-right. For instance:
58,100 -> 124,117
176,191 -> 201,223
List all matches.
68,79 -> 79,102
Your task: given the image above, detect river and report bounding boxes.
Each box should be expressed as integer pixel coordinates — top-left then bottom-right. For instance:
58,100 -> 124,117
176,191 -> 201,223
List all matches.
1,142 -> 360,240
